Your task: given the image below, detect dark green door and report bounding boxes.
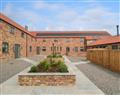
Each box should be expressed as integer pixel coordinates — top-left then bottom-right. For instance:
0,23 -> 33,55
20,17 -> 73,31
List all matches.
14,44 -> 20,58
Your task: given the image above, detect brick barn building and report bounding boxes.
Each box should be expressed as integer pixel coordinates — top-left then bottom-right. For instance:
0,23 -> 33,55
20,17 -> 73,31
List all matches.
0,13 -> 111,62
87,36 -> 120,50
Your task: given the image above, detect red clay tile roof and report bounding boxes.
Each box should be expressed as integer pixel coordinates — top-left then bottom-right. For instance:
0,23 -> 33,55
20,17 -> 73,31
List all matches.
0,13 -> 35,37
35,36 -> 85,38
30,31 -> 111,35
89,36 -> 120,46
30,31 -> 111,38
85,36 -> 96,40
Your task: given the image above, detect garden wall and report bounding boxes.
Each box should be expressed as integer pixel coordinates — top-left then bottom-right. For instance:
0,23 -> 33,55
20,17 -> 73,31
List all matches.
19,74 -> 75,86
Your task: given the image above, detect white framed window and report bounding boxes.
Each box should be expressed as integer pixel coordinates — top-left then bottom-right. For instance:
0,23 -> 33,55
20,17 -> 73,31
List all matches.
8,24 -> 14,34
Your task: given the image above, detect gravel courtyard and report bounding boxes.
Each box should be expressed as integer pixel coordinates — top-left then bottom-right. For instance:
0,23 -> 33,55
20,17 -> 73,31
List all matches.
67,56 -> 120,95
0,55 -> 44,84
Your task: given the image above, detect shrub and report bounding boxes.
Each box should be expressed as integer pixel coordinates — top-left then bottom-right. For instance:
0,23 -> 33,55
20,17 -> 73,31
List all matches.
29,57 -> 68,73
29,65 -> 37,72
53,54 -> 57,58
47,54 -> 63,58
40,60 -> 51,71
58,61 -> 68,72
57,54 -> 62,58
47,55 -> 52,58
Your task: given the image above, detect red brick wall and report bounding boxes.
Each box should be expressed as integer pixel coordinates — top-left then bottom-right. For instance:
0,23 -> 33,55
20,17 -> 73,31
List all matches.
1,21 -> 41,62
0,20 -> 86,63
0,21 -> 2,61
0,20 -> 28,62
26,35 -> 36,57
35,37 -> 85,56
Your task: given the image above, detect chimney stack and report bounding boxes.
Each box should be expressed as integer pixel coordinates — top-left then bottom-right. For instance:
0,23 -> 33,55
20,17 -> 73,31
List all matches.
25,25 -> 28,30
116,25 -> 119,36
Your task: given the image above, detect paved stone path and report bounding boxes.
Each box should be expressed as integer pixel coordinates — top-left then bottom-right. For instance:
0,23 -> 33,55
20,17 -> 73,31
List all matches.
0,56 -> 104,95
0,55 -> 45,84
67,56 -> 87,62
0,59 -> 31,84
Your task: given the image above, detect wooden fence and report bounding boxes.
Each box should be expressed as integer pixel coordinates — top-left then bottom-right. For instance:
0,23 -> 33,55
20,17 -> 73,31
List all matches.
87,49 -> 120,73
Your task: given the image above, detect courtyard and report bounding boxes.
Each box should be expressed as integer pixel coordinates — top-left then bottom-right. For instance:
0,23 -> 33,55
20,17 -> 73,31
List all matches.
0,0 -> 120,95
0,55 -> 119,95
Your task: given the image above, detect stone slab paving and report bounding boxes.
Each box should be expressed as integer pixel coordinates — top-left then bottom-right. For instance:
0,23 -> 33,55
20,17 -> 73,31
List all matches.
0,59 -> 31,84
67,56 -> 87,62
0,55 -> 45,84
0,56 -> 104,95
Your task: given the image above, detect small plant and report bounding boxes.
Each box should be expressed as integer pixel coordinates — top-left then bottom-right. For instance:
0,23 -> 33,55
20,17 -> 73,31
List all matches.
58,61 -> 68,72
57,54 -> 62,58
29,65 -> 37,72
53,54 -> 57,58
47,54 -> 63,58
39,60 -> 51,71
29,56 -> 68,73
47,55 -> 52,58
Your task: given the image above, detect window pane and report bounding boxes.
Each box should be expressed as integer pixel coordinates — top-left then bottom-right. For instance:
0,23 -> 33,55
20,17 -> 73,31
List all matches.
74,47 -> 78,52
80,47 -> 84,51
2,42 -> 9,53
29,46 -> 32,52
8,25 -> 14,34
112,45 -> 118,50
21,32 -> 25,38
42,46 -> 46,51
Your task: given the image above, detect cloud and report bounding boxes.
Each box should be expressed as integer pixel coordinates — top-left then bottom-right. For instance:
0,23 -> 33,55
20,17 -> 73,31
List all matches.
56,6 -> 119,34
33,1 -> 62,11
2,3 -> 14,17
1,1 -> 119,35
1,2 -> 51,30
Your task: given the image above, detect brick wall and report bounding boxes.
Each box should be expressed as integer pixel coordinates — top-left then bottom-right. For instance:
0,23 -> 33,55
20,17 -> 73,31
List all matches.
0,19 -> 86,63
0,18 -> 84,61
0,22 -> 2,61
26,35 -> 36,57
0,20 -> 36,63
19,74 -> 75,86
35,37 -> 85,56
0,19 -> 89,63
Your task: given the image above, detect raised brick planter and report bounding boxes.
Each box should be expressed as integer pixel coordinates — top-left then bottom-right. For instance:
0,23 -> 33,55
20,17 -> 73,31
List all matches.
18,61 -> 76,86
19,74 -> 75,86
